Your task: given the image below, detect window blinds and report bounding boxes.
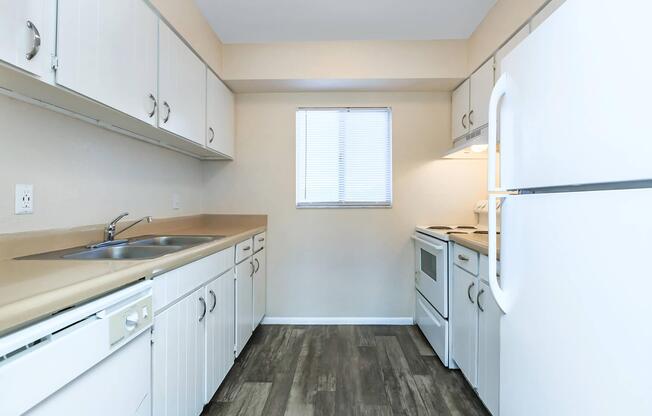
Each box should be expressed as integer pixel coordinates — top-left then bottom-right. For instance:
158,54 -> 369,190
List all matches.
296,108 -> 392,208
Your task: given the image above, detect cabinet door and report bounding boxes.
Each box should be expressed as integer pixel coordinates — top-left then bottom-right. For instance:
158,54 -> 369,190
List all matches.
235,259 -> 254,357
0,0 -> 56,80
451,265 -> 478,387
205,269 -> 235,403
451,79 -> 470,141
469,58 -> 495,131
495,25 -> 530,76
152,288 -> 206,416
253,249 -> 267,328
206,70 -> 235,158
477,280 -> 501,416
159,22 -> 206,145
56,0 -> 158,125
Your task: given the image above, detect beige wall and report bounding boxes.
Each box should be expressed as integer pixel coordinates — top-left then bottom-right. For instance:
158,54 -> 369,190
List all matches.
0,95 -> 203,234
149,0 -> 224,76
223,40 -> 468,83
468,0 -> 547,71
202,92 -> 487,319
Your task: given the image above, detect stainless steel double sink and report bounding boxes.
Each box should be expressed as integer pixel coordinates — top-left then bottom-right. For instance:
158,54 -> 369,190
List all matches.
17,235 -> 225,261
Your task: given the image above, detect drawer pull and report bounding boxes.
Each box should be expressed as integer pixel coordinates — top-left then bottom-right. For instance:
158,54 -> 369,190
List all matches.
242,246 -> 251,251
467,282 -> 475,304
458,254 -> 469,262
258,237 -> 265,242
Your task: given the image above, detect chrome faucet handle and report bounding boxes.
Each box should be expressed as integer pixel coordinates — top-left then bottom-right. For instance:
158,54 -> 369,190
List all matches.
113,216 -> 153,240
105,212 -> 129,241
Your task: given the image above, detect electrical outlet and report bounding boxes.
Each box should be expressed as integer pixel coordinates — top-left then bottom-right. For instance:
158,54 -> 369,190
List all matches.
172,193 -> 181,210
15,184 -> 34,215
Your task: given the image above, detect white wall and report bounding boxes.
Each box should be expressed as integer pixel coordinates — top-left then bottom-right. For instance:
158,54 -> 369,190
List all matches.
203,92 -> 487,319
0,94 -> 203,234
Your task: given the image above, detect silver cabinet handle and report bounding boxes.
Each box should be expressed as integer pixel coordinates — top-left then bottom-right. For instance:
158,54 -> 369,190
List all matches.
469,110 -> 474,126
148,94 -> 157,118
477,289 -> 485,312
258,237 -> 265,242
254,258 -> 260,273
243,246 -> 251,251
250,261 -> 255,277
198,297 -> 207,322
26,20 -> 41,60
209,290 -> 217,313
467,282 -> 475,304
458,254 -> 469,262
208,127 -> 215,144
162,101 -> 171,123
462,114 -> 468,129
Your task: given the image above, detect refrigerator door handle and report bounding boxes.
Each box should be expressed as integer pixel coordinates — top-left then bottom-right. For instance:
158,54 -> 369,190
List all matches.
489,194 -> 509,313
488,73 -> 509,193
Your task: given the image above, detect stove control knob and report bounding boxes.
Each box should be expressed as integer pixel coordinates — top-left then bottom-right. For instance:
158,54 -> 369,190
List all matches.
125,311 -> 139,331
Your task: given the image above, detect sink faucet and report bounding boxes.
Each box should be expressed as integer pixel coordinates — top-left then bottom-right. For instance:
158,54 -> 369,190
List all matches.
105,212 -> 153,241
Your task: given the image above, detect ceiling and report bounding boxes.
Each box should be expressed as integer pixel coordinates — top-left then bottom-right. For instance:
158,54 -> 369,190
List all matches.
195,0 -> 497,44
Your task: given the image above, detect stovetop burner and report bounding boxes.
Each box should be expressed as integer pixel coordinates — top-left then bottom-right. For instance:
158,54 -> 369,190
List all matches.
428,226 -> 454,230
447,231 -> 468,235
473,231 -> 501,235
456,226 -> 477,230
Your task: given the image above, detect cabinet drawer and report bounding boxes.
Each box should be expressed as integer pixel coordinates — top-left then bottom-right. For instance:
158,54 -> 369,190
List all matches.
153,247 -> 234,313
454,244 -> 479,275
235,238 -> 254,263
253,232 -> 266,252
415,291 -> 449,367
479,255 -> 501,284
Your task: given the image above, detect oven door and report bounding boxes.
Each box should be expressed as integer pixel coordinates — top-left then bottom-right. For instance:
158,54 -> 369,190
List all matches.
413,233 -> 449,318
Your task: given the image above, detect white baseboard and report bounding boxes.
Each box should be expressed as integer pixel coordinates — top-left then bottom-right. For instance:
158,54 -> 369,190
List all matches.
261,316 -> 414,325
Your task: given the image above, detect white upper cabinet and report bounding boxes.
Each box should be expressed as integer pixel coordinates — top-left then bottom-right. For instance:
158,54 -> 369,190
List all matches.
469,58 -> 495,130
56,0 -> 158,125
158,22 -> 207,145
0,0 -> 56,81
495,25 -> 530,76
451,79 -> 470,141
206,70 -> 235,158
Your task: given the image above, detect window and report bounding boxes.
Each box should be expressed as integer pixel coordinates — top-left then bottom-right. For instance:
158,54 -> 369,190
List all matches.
296,107 -> 392,208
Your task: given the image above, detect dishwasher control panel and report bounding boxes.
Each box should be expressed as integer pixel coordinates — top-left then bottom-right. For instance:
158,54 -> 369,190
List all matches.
108,296 -> 152,346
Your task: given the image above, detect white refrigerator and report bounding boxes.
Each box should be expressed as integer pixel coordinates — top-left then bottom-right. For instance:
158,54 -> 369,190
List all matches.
486,1 -> 652,415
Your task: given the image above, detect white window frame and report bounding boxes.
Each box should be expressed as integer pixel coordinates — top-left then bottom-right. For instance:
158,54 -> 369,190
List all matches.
296,107 -> 393,209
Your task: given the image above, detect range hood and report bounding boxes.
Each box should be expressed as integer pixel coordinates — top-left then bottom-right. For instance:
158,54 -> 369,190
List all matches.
443,125 -> 491,159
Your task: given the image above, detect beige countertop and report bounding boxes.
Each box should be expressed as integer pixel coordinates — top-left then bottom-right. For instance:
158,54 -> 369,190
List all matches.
449,233 -> 501,259
0,214 -> 266,336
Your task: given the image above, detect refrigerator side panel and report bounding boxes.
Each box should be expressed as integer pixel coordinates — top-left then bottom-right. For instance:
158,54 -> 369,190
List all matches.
498,0 -> 652,190
499,189 -> 652,416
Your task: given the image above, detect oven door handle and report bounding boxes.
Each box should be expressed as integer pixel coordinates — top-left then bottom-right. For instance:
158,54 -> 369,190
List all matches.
411,235 -> 444,252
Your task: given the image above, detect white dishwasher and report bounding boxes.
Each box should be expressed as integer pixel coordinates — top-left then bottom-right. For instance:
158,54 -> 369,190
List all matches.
0,281 -> 153,416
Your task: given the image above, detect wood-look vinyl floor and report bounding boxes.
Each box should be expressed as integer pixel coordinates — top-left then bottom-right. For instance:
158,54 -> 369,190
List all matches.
201,325 -> 490,416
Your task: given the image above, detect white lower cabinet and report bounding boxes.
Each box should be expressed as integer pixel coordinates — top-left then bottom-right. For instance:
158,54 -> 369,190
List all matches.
452,264 -> 479,387
253,247 -> 267,328
477,280 -> 501,416
235,258 -> 254,357
152,287 -> 206,416
205,269 -> 236,403
452,247 -> 502,415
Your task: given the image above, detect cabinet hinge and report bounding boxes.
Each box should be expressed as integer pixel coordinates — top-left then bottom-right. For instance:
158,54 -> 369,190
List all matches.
51,55 -> 59,71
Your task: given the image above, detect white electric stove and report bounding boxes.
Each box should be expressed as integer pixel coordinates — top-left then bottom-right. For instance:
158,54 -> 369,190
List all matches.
413,200 -> 501,368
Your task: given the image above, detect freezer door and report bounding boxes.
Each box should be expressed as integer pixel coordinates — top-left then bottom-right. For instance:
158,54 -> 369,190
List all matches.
494,0 -> 652,190
497,189 -> 652,416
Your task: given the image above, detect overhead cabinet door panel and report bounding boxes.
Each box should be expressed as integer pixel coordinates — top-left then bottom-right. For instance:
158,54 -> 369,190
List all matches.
451,79 -> 470,141
56,0 -> 158,125
0,0 -> 56,80
206,70 -> 235,158
158,22 -> 207,145
469,58 -> 495,130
